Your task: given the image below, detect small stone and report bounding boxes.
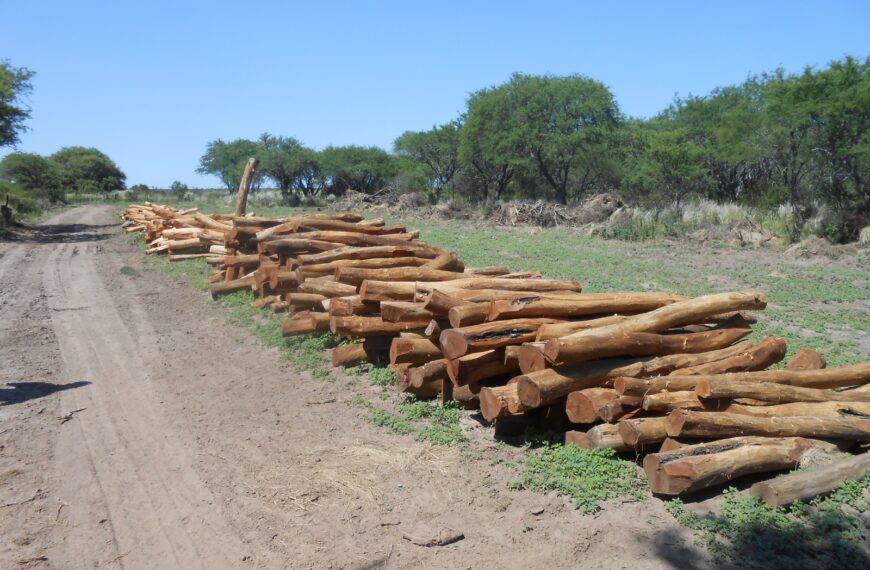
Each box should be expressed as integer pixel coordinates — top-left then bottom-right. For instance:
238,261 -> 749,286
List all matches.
530,506 -> 545,515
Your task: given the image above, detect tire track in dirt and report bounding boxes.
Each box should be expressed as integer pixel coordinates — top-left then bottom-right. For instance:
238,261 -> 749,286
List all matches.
40,207 -> 246,569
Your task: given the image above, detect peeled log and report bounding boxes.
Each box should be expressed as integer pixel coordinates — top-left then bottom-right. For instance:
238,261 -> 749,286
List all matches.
210,275 -> 255,299
536,315 -> 633,341
408,359 -> 449,388
547,292 -> 767,361
644,436 -> 833,496
696,379 -> 870,405
330,316 -> 429,338
669,336 -> 786,375
487,292 -> 688,321
328,296 -> 380,316
750,453 -> 870,507
285,293 -> 327,309
616,362 -> 870,396
565,388 -> 618,423
297,279 -> 357,298
302,256 -> 430,274
446,349 -> 519,387
448,303 -> 490,327
786,349 -> 827,371
423,289 -> 474,316
414,278 -> 582,300
389,338 -> 441,365
544,321 -> 752,365
297,245 -> 436,265
666,410 -> 870,441
642,391 -> 708,413
439,318 -> 562,360
618,417 -> 670,446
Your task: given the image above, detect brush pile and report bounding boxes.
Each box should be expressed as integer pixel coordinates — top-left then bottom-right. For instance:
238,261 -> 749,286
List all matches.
121,202 -> 870,504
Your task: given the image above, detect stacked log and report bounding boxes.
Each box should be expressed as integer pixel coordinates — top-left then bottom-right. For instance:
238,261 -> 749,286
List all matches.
121,202 -> 870,503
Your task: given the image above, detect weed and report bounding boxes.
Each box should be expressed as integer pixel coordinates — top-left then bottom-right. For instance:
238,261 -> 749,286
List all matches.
368,367 -> 395,387
119,265 -> 141,277
368,408 -> 412,435
665,478 -> 870,569
509,444 -> 645,513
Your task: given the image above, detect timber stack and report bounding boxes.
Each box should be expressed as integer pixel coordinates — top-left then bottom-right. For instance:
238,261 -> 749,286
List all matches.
121,201 -> 870,503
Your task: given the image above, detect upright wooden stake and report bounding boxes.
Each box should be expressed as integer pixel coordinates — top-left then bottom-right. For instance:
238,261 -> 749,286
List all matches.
234,157 -> 259,217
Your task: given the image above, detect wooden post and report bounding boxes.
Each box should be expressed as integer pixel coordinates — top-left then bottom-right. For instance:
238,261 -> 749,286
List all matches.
234,157 -> 259,217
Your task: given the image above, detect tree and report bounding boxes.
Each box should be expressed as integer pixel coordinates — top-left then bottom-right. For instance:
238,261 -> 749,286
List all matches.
50,147 -> 126,194
0,61 -> 35,148
318,145 -> 396,195
197,138 -> 263,192
258,133 -> 321,198
169,180 -> 189,201
394,121 -> 460,200
0,152 -> 68,202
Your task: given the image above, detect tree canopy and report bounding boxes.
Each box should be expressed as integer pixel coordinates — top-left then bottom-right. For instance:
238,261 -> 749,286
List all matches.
50,147 -> 126,193
0,61 -> 34,148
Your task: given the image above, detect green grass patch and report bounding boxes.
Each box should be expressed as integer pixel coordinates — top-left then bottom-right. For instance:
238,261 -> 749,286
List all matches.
509,444 -> 645,513
119,265 -> 141,277
665,479 -> 870,569
368,367 -> 396,386
358,397 -> 465,446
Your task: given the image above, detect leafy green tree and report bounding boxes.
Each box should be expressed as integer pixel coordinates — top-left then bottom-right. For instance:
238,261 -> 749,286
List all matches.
258,133 -> 321,198
0,61 -> 35,148
623,128 -> 712,206
507,73 -> 620,204
169,180 -> 189,201
394,121 -> 460,200
318,145 -> 396,195
50,147 -> 126,194
0,152 -> 68,202
197,138 -> 263,192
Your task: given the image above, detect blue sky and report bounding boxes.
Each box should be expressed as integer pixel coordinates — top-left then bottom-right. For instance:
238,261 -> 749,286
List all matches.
2,1 -> 868,188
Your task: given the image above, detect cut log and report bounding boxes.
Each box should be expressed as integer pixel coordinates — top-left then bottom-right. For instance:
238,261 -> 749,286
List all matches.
749,453 -> 870,506
724,401 -> 870,419
536,315 -> 633,341
696,379 -> 870,405
297,245 -> 436,265
786,349 -> 827,371
439,318 -> 562,360
210,275 -> 255,299
297,279 -> 357,298
479,383 -> 528,421
389,338 -> 441,365
422,289 -> 475,316
515,343 -> 754,410
565,388 -> 619,424
618,417 -> 670,446
303,256 -> 430,275
336,267 -> 465,286
328,295 -> 380,316
517,343 -> 549,374
546,292 -> 767,361
414,277 -> 582,300
666,410 -> 870,441
381,301 -> 434,323
642,391 -> 709,413
543,320 -> 752,365
330,316 -> 429,338
487,292 -> 688,321
268,270 -> 300,291
446,349 -> 519,387
331,343 -> 369,368
598,395 -> 643,423
668,336 -> 786,375
234,157 -> 259,217
581,423 -> 647,452
408,359 -> 449,388
261,238 -> 345,255
464,265 -> 511,276
285,293 -> 327,309
448,303 -> 490,328
616,362 -> 870,396
644,436 -> 834,496
281,312 -> 331,336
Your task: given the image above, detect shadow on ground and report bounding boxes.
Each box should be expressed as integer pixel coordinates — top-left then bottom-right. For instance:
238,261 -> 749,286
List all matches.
1,223 -> 114,244
0,381 -> 91,405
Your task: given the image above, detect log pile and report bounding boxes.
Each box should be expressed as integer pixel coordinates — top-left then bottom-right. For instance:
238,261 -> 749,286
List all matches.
121,201 -> 870,503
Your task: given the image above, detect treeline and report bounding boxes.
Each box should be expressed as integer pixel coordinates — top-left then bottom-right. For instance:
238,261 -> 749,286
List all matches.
200,56 -> 868,240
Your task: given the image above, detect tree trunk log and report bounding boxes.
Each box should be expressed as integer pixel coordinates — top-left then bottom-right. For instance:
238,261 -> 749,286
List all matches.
644,436 -> 834,496
786,349 -> 827,371
389,338 -> 441,365
446,349 -> 519,387
666,410 -> 870,441
233,157 -> 259,217
487,292 -> 688,321
337,267 -> 465,286
297,279 -> 357,298
696,379 -> 870,404
439,318 -> 562,360
380,301 -> 434,323
297,245 -> 436,265
723,401 -> 870,418
668,336 -> 786,375
479,383 -> 527,421
618,417 -> 670,446
565,388 -> 619,423
210,275 -> 255,299
749,453 -> 870,506
330,316 -> 429,338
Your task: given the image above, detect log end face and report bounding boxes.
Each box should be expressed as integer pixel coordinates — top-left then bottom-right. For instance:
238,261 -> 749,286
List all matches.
515,376 -> 542,410
665,409 -> 689,438
439,330 -> 468,360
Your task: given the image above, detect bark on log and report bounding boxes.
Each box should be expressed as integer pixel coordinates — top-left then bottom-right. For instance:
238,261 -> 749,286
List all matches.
261,238 -> 345,255
285,293 -> 327,309
439,318 -> 562,360
616,363 -> 870,397
233,157 -> 259,217
644,436 -> 832,496
618,417 -> 670,446
598,395 -> 644,423
642,391 -> 709,413
517,343 -> 549,374
328,295 -> 380,316
331,343 -> 369,368
724,401 -> 870,419
545,292 -> 767,362
487,292 -> 688,321
543,320 -> 752,365
297,279 -> 357,298
297,245 -> 436,265
422,289 -> 475,316
408,359 -> 449,388
696,379 -> 870,404
381,301 -> 434,323
666,410 -> 870,441
786,349 -> 827,371
210,275 -> 255,299
668,336 -> 786,375
575,423 -> 648,452
446,349 -> 519,387
302,256 -> 430,274
749,453 -> 870,506
282,312 -> 331,336
536,315 -> 633,341
337,267 -> 465,286
448,303 -> 490,327
330,316 -> 430,338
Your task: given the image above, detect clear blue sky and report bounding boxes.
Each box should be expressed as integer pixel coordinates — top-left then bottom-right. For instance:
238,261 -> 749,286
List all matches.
2,0 -> 868,188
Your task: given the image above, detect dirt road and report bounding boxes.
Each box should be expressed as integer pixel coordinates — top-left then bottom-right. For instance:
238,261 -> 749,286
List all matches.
0,206 -> 705,569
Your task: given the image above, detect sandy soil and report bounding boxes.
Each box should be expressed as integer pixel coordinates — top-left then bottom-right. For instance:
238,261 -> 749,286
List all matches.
0,206 -> 709,569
